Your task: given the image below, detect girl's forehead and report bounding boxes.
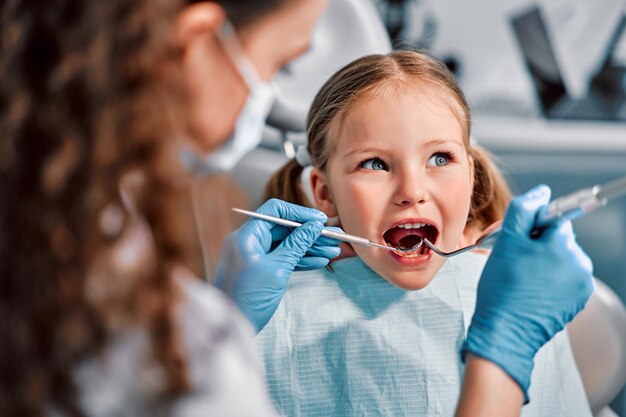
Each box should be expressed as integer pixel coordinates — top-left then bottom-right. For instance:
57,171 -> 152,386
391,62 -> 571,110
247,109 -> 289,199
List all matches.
330,87 -> 468,151
356,84 -> 465,122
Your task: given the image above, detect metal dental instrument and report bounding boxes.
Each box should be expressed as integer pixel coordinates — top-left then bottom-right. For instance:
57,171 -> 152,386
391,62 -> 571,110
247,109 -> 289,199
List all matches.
232,208 -> 422,252
424,175 -> 626,257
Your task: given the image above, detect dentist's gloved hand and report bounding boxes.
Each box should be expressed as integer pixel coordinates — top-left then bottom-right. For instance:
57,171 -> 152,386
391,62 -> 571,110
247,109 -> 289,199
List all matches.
462,185 -> 594,403
216,199 -> 341,333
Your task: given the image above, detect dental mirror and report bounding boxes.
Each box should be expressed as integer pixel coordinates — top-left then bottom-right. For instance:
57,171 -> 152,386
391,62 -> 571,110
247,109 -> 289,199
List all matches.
392,235 -> 425,253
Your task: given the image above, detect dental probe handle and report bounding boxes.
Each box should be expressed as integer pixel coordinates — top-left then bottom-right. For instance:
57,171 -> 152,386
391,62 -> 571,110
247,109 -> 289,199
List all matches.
530,186 -> 608,238
232,208 -> 394,251
535,175 -> 626,227
536,174 -> 626,228
537,186 -> 607,226
431,176 -> 626,257
476,185 -> 609,247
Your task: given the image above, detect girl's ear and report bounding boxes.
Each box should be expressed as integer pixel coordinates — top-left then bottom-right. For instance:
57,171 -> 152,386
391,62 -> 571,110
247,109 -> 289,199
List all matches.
173,3 -> 226,49
310,167 -> 338,218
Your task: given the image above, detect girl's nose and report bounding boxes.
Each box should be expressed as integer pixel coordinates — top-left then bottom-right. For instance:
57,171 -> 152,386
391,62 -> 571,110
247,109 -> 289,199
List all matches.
393,169 -> 429,207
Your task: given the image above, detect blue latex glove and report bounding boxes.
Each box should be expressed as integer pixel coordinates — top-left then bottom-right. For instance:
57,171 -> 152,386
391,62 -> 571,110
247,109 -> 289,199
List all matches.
216,199 -> 341,333
462,185 -> 594,403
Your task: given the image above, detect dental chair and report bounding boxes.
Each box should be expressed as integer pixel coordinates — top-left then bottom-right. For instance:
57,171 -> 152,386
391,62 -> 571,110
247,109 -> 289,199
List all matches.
230,1 -> 626,415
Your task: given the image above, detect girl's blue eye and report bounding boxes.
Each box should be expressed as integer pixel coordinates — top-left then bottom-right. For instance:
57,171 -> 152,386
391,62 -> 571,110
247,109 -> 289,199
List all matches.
361,158 -> 388,171
428,153 -> 450,167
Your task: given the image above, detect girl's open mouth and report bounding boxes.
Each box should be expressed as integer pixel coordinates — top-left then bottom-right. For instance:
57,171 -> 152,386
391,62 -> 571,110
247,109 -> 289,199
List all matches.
383,221 -> 439,257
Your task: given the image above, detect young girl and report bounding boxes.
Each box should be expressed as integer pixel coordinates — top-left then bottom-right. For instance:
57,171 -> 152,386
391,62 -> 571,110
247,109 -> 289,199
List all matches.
259,51 -> 591,416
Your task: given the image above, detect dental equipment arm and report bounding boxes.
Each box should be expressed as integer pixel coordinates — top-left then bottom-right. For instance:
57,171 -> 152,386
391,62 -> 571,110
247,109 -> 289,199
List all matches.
461,185 -> 594,404
216,199 -> 341,333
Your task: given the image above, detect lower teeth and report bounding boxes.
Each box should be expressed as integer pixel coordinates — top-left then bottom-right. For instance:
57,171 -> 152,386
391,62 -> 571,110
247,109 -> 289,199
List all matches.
385,241 -> 429,257
399,245 -> 430,257
391,247 -> 425,257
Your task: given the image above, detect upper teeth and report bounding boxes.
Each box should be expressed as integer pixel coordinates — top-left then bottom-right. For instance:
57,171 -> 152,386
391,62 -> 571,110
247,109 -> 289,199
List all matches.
397,223 -> 426,229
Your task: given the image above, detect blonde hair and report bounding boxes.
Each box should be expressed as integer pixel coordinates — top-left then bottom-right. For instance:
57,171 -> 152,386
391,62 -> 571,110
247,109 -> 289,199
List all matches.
264,50 -> 511,229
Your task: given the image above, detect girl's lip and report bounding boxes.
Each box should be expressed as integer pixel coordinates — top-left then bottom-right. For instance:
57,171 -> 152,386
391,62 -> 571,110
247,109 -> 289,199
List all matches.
386,249 -> 433,265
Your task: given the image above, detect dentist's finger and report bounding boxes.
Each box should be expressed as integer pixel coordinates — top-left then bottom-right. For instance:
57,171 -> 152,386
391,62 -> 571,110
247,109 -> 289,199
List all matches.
305,244 -> 342,259
295,256 -> 331,271
257,199 -> 327,224
238,199 -> 327,252
272,220 -> 326,268
502,184 -> 551,239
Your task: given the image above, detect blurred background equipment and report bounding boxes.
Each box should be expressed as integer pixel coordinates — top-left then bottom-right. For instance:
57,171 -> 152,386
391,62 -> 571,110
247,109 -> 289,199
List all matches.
511,6 -> 626,121
373,0 -> 437,47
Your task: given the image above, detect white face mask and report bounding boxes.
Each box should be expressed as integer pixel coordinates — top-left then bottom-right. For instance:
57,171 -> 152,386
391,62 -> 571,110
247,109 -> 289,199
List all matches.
182,20 -> 276,175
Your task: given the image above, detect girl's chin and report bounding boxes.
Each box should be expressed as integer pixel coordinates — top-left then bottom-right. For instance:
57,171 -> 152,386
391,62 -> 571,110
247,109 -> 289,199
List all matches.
356,248 -> 443,290
391,278 -> 433,290
381,270 -> 437,291
373,256 -> 445,291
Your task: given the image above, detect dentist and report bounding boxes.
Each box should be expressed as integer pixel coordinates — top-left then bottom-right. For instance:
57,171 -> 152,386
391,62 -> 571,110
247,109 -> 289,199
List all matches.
0,1 -> 592,417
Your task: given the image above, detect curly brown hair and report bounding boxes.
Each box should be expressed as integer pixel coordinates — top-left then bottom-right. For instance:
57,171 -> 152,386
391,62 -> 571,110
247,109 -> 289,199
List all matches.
0,0 -> 289,416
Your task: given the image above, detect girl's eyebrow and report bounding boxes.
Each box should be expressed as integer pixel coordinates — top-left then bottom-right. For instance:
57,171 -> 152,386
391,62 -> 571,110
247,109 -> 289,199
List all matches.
342,139 -> 464,158
342,147 -> 387,158
425,138 -> 464,148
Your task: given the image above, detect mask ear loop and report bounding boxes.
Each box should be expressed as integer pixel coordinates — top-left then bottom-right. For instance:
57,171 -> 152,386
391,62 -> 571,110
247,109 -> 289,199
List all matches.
191,178 -> 213,282
188,22 -> 275,281
190,21 -> 270,282
218,20 -> 265,90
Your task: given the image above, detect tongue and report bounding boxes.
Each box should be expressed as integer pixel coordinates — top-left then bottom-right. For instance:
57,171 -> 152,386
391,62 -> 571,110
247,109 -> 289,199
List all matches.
384,228 -> 428,247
